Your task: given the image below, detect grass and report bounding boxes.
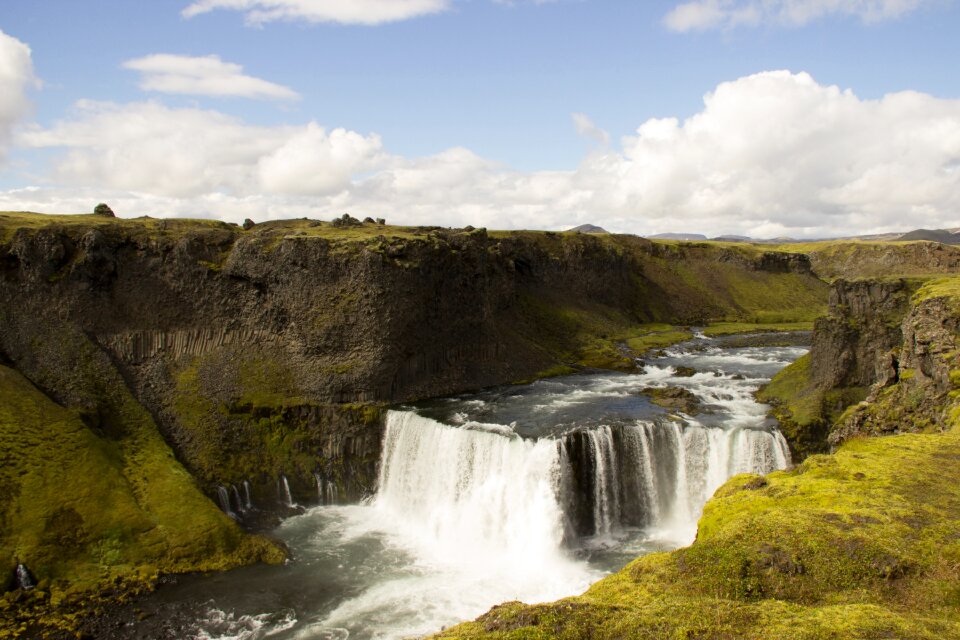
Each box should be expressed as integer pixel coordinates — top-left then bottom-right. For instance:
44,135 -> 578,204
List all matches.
624,326 -> 694,355
704,321 -> 814,336
436,426 -> 960,639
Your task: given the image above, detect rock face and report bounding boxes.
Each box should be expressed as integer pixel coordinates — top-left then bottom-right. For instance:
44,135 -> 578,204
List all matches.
809,279 -> 913,391
830,284 -> 960,444
761,275 -> 960,453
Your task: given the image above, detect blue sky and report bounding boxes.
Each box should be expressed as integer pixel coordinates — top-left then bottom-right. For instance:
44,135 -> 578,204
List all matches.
1,0 -> 959,237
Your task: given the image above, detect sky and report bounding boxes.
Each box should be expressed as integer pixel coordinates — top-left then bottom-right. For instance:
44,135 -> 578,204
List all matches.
1,0 -> 959,238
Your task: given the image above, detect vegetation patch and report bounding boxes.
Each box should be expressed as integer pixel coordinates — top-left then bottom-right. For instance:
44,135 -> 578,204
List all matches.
624,326 -> 694,355
704,321 -> 814,336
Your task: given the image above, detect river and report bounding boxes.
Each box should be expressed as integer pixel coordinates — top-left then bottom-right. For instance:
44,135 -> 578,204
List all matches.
130,335 -> 806,639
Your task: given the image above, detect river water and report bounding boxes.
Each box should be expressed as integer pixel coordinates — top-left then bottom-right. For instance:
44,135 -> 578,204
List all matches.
134,336 -> 806,640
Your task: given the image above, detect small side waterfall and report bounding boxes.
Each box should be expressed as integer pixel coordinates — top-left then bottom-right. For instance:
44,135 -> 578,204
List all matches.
243,480 -> 253,510
15,563 -> 35,590
558,420 -> 789,539
278,475 -> 296,508
229,485 -> 246,515
314,473 -> 338,505
216,485 -> 236,519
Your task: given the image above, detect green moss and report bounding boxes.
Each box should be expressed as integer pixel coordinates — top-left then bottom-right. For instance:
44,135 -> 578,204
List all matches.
437,430 -> 960,639
913,276 -> 960,309
757,355 -> 819,424
624,328 -> 693,355
756,355 -> 830,459
512,365 -> 579,385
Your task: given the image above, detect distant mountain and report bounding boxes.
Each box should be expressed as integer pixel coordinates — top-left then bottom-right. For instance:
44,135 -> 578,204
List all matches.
712,235 -> 751,242
568,224 -> 609,234
898,229 -> 960,244
648,233 -> 707,240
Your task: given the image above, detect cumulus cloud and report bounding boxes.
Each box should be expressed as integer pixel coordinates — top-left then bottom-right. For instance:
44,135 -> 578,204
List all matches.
664,0 -> 931,32
0,29 -> 37,161
20,101 -> 382,198
10,71 -> 960,238
123,54 -> 298,101
181,0 -> 450,25
258,123 -> 385,194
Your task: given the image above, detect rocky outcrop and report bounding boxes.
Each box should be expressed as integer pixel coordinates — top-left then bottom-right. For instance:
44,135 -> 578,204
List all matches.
830,284 -> 960,444
642,386 -> 704,414
761,275 -> 960,453
809,278 -> 913,391
805,241 -> 960,281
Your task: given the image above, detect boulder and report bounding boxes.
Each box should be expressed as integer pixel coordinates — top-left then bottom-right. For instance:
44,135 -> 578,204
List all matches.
641,386 -> 703,414
93,203 -> 115,217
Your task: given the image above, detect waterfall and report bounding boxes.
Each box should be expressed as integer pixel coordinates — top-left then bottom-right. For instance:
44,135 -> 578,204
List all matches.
373,411 -> 569,572
242,480 -> 253,510
314,473 -> 338,505
229,484 -> 245,515
278,475 -> 296,508
378,409 -> 791,549
215,485 -> 236,518
15,563 -> 35,590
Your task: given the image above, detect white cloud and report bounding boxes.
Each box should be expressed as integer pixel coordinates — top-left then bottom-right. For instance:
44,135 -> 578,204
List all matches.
664,0 -> 931,32
0,29 -> 37,161
123,54 -> 298,101
181,0 -> 450,25
258,123 -> 385,194
19,101 -> 382,198
9,71 -> 960,238
572,113 -> 609,145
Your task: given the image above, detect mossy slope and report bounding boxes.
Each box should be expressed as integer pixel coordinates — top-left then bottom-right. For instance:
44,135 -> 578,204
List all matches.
0,364 -> 283,637
438,427 -> 960,639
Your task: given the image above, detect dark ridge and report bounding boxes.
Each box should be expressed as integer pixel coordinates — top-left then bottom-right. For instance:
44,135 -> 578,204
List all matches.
567,224 -> 609,234
898,228 -> 960,244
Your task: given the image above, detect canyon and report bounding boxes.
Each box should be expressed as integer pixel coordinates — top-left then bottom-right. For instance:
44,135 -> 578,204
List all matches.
1,212 -> 959,638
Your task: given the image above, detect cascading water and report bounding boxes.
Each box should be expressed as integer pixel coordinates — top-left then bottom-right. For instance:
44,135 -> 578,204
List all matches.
242,480 -> 253,510
229,485 -> 245,516
373,412 -> 570,572
278,475 -> 295,508
145,338 -> 807,640
376,408 -> 790,550
215,485 -> 235,519
315,473 -> 338,506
